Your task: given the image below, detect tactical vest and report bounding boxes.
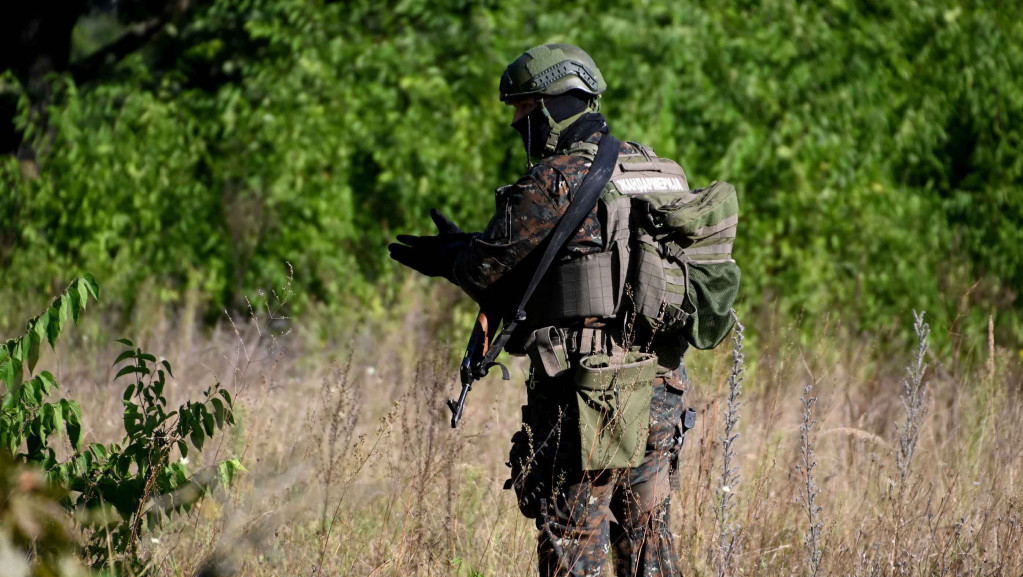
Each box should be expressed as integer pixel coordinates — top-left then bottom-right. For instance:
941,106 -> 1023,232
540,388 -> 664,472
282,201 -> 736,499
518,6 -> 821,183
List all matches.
529,140 -> 740,351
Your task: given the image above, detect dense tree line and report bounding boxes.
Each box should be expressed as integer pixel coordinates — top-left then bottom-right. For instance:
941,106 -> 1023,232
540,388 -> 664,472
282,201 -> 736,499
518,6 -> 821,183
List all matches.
2,0 -> 1021,348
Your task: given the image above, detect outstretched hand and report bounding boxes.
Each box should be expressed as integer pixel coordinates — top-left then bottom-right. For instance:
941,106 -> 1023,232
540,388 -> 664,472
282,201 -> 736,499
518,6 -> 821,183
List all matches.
388,209 -> 473,282
430,208 -> 462,236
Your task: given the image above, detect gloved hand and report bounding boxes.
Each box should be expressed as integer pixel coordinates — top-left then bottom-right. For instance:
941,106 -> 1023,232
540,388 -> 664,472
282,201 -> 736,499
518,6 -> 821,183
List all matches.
428,208 -> 463,236
388,209 -> 474,282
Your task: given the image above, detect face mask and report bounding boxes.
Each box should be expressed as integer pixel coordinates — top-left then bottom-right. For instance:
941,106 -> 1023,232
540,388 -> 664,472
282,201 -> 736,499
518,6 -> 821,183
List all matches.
512,106 -> 552,159
512,92 -> 594,161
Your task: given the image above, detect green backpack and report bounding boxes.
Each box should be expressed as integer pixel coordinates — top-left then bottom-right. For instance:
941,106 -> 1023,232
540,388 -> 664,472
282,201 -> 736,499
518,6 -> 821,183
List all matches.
608,145 -> 740,350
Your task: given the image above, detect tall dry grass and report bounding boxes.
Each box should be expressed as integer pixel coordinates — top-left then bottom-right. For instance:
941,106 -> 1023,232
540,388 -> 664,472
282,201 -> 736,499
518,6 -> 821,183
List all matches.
48,283 -> 1023,576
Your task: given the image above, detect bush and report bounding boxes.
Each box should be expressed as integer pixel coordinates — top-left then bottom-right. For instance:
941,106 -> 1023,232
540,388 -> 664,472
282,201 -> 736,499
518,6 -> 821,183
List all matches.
0,275 -> 243,573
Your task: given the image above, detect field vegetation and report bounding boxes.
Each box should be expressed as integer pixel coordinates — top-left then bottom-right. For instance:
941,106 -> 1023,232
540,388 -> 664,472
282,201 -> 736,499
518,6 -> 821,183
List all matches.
3,278 -> 1021,575
3,0 -> 1023,345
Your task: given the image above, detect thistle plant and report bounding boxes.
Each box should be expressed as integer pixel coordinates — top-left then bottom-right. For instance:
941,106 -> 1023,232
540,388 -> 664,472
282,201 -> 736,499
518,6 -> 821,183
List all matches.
714,310 -> 744,577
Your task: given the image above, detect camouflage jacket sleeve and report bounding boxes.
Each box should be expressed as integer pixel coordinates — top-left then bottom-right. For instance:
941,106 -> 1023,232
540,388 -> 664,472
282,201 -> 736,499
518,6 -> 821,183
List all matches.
451,162 -> 577,304
451,148 -> 604,304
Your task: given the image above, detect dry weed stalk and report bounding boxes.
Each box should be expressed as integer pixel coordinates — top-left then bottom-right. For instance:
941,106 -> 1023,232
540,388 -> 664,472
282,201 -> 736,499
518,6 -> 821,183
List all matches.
713,310 -> 744,577
896,310 -> 930,487
798,382 -> 824,577
309,348 -> 362,534
889,310 -> 930,570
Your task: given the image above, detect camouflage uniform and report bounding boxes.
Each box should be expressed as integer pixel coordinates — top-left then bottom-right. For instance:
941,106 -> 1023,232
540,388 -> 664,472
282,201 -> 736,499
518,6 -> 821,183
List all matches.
453,130 -> 688,576
514,369 -> 688,577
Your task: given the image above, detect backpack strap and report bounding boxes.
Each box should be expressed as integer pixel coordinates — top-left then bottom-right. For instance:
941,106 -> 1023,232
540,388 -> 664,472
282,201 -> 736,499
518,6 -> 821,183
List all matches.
475,134 -> 623,375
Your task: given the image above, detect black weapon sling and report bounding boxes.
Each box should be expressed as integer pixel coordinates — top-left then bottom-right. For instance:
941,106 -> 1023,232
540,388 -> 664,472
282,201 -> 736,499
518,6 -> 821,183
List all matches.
473,133 -> 622,378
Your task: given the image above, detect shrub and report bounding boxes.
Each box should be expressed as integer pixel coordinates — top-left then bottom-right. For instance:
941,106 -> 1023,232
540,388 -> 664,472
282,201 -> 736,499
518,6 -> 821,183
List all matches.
0,275 -> 243,573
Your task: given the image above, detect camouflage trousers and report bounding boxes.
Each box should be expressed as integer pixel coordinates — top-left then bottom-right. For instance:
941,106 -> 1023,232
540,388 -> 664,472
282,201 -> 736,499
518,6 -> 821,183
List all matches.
507,366 -> 688,577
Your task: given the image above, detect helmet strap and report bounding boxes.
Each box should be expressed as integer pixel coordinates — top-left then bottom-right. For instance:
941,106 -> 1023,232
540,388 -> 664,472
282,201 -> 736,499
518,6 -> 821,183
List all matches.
525,114 -> 534,169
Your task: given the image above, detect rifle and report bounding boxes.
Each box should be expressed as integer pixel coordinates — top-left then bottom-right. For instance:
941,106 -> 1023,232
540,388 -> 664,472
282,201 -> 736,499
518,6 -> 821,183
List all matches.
447,310 -> 509,428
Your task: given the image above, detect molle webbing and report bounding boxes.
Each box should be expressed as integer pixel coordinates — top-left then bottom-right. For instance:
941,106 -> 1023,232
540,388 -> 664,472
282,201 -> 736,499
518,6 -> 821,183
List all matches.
529,252 -> 619,320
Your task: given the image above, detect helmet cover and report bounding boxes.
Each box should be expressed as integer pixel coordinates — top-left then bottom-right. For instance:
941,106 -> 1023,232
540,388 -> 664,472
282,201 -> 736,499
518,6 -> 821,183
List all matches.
500,43 -> 607,102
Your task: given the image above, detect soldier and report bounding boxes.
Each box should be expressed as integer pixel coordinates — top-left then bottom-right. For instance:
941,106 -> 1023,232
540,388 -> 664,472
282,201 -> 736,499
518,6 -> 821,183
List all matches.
389,44 -> 691,577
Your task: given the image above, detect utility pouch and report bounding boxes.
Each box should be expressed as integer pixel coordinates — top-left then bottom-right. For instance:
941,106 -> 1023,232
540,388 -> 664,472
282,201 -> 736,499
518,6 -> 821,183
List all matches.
574,351 -> 658,470
524,326 -> 571,378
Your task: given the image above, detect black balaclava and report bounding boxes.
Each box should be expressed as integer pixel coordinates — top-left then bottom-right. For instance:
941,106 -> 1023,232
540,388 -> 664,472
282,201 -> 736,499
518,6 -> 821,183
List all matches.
511,91 -> 592,159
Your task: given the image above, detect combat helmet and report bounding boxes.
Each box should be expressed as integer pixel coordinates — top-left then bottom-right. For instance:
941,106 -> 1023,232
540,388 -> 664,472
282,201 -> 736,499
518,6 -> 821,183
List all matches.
500,43 -> 606,102
502,44 -> 607,156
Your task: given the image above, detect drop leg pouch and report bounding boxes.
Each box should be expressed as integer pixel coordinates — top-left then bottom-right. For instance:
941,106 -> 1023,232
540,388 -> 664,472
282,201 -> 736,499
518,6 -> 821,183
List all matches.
574,351 -> 658,471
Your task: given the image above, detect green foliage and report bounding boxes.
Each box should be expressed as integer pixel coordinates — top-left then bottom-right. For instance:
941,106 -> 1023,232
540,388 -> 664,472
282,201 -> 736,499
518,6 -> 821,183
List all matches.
2,1 -> 1022,347
0,276 -> 243,571
0,275 -> 97,461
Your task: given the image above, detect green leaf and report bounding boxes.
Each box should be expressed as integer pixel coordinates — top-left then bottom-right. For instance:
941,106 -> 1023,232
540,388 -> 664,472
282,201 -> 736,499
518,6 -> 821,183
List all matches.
51,400 -> 65,433
177,405 -> 191,434
115,365 -> 138,380
2,387 -> 19,410
25,330 -> 40,374
0,358 -> 15,390
115,364 -> 150,380
8,357 -> 23,390
220,458 -> 246,488
218,461 -> 232,487
177,440 -> 188,459
113,349 -> 136,365
57,294 -> 71,324
69,288 -> 83,325
124,406 -> 142,436
161,359 -> 174,378
41,403 -> 58,434
211,398 -> 225,428
45,307 -> 61,348
32,311 -> 48,345
66,417 -> 82,451
171,461 -> 187,485
190,427 -> 204,451
123,384 -> 136,401
24,377 -> 44,404
37,371 -> 56,393
90,443 -> 108,461
218,388 -> 232,406
202,410 -> 215,436
82,273 -> 100,300
115,338 -> 135,347
64,399 -> 82,420
77,278 -> 92,310
138,353 -> 157,363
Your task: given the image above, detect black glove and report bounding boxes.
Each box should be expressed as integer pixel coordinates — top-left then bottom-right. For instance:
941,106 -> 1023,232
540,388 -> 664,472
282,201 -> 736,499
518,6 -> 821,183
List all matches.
428,208 -> 462,236
388,209 -> 474,282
